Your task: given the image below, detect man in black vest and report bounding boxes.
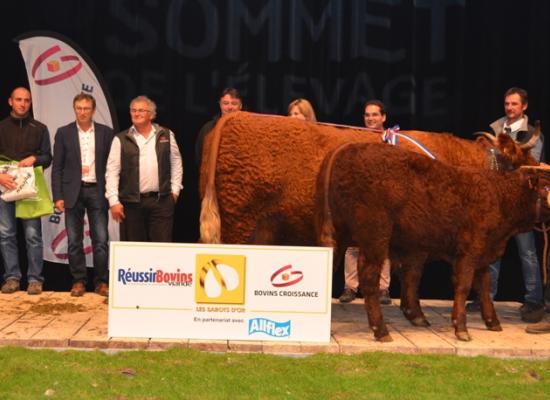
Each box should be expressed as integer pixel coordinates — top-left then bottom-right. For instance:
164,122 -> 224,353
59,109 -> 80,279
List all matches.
105,95 -> 183,242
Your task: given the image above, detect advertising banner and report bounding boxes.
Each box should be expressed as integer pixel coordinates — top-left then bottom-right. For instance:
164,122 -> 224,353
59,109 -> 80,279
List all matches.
16,31 -> 119,265
108,242 -> 333,342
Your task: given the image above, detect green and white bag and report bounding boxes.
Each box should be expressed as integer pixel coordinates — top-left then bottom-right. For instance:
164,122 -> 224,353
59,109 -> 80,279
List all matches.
15,166 -> 54,219
0,163 -> 38,202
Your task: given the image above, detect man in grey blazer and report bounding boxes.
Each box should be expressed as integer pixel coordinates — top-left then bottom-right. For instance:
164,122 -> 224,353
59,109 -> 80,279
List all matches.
51,93 -> 113,297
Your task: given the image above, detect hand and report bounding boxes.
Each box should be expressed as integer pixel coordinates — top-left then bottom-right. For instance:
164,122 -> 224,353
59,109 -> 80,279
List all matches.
54,200 -> 65,213
172,193 -> 179,203
18,156 -> 37,167
0,173 -> 16,190
110,203 -> 125,222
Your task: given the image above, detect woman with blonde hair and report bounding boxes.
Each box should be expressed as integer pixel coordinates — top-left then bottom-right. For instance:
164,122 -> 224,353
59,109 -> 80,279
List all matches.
287,98 -> 317,122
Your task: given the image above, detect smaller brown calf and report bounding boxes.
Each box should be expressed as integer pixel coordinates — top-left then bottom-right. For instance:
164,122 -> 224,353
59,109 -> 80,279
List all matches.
316,143 -> 550,341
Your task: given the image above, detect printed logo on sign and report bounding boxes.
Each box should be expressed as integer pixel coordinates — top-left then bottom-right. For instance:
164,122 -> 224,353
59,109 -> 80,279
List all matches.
195,255 -> 246,304
248,318 -> 291,338
117,268 -> 193,287
270,264 -> 303,287
31,45 -> 83,86
254,263 -> 318,298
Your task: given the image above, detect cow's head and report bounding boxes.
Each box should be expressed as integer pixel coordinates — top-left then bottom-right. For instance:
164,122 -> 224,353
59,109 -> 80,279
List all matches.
475,121 -> 540,170
534,173 -> 550,223
519,166 -> 550,223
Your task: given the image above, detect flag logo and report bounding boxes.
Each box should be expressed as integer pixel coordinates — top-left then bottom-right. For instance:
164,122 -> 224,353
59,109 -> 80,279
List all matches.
31,45 -> 82,86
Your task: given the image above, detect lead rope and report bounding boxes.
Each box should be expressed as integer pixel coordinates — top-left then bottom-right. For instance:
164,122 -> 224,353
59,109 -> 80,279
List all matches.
382,125 -> 437,160
534,222 -> 549,285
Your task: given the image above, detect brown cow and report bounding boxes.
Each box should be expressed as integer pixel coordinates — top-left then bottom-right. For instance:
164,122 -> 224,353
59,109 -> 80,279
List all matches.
316,142 -> 550,341
200,112 -> 538,247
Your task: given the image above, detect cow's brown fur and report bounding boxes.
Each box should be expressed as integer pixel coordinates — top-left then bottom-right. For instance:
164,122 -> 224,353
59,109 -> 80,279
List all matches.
200,112 -> 537,246
316,143 -> 550,341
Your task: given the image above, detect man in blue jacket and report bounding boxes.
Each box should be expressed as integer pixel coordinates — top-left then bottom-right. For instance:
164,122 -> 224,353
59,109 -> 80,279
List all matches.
51,93 -> 113,297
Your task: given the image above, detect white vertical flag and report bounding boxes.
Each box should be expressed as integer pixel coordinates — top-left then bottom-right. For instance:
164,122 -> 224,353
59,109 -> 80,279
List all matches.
16,31 -> 119,265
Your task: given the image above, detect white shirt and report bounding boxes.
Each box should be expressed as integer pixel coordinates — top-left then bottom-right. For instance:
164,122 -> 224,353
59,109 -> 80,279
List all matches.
503,117 -> 524,135
105,124 -> 183,206
78,122 -> 96,183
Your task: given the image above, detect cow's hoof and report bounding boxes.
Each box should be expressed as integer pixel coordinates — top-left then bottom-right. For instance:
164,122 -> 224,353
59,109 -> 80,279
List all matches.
486,322 -> 503,331
410,317 -> 430,327
455,331 -> 471,341
376,334 -> 393,342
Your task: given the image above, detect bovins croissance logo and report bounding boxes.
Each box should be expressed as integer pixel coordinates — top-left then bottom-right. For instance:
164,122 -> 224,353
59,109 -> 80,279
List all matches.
254,263 -> 318,298
270,264 -> 303,287
31,45 -> 82,86
117,268 -> 193,287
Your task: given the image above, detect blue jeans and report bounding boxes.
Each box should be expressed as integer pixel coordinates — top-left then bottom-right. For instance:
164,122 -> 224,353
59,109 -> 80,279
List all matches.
489,231 -> 543,304
65,185 -> 109,286
0,198 -> 44,283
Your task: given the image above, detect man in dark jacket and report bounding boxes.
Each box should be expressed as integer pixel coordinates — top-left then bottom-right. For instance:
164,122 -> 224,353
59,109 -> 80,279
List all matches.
0,87 -> 52,295
195,88 -> 242,167
52,93 -> 113,297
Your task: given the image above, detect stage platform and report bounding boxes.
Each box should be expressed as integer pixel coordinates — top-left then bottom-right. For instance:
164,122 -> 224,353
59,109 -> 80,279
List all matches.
1,291 -> 549,359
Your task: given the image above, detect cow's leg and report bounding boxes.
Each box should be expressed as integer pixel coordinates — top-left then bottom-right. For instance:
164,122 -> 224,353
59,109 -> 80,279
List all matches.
398,267 -> 409,312
399,257 -> 430,327
477,267 -> 502,331
451,258 -> 477,341
358,249 -> 392,342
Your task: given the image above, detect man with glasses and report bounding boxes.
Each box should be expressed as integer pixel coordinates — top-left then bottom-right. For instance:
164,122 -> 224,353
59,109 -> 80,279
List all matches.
105,95 -> 183,242
51,93 -> 113,297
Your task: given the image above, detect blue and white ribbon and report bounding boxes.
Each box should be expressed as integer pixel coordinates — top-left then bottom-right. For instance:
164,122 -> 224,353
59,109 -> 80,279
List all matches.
383,125 -> 437,160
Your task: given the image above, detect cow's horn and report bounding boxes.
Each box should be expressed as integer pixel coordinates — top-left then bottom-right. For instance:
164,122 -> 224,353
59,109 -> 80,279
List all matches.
519,120 -> 541,150
473,131 -> 498,145
520,162 -> 550,171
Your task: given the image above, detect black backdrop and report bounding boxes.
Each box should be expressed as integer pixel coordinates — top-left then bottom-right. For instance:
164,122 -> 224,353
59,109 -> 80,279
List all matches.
1,0 -> 549,299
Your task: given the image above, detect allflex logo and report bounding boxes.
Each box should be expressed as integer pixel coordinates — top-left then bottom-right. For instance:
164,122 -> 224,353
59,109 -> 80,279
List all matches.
248,318 -> 291,338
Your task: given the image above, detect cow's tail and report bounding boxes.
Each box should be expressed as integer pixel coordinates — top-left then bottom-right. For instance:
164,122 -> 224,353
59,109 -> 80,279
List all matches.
317,142 -> 356,250
199,113 -> 239,243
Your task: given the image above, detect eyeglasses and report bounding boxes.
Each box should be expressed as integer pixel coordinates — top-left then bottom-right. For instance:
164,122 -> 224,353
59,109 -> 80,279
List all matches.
130,108 -> 151,114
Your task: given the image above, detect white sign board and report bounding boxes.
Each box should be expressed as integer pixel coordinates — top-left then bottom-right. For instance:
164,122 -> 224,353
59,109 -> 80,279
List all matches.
108,242 -> 333,342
